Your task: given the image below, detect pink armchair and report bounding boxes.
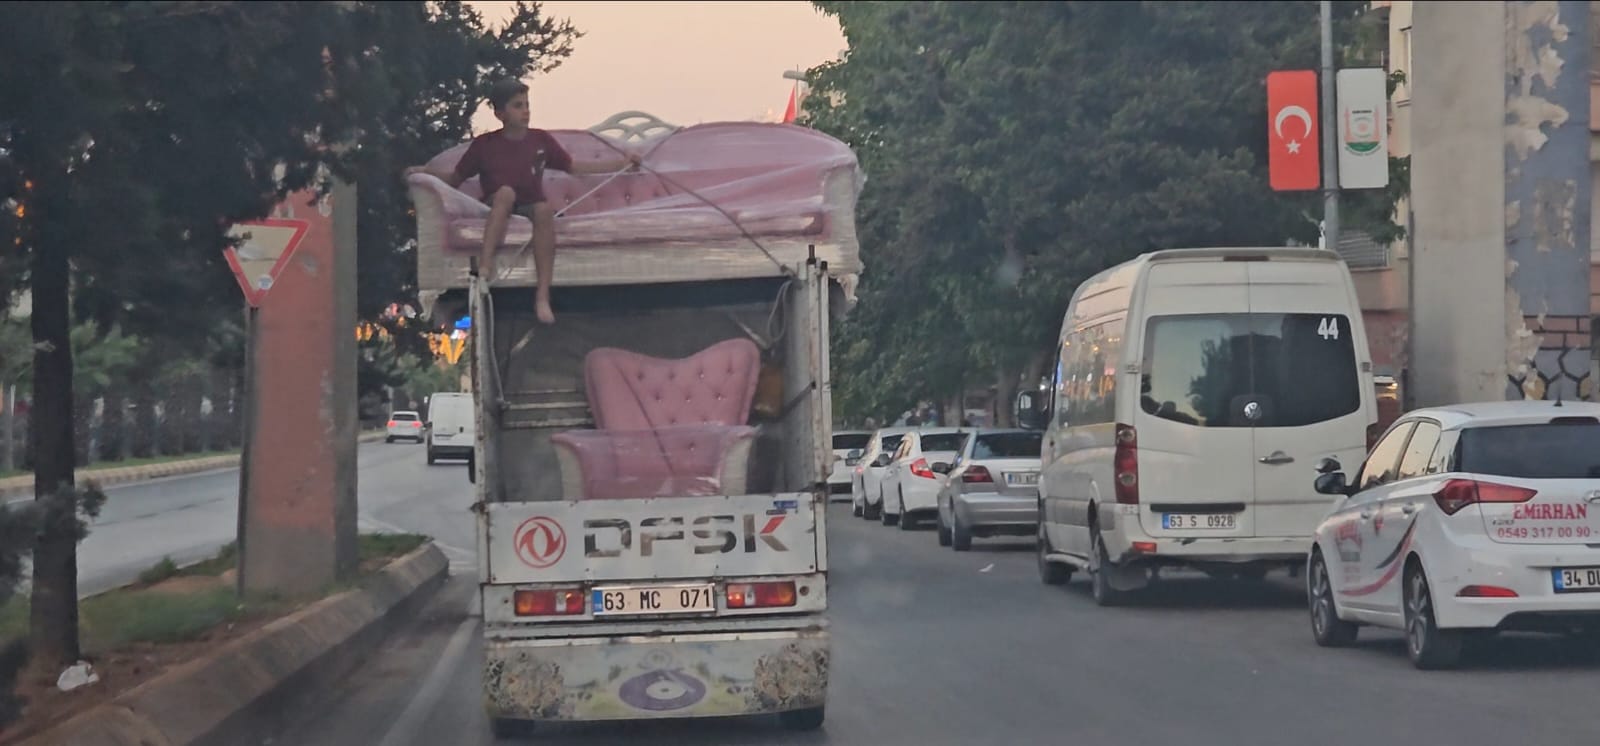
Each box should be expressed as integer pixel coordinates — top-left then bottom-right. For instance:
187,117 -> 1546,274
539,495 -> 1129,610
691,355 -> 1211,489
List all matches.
550,339 -> 762,500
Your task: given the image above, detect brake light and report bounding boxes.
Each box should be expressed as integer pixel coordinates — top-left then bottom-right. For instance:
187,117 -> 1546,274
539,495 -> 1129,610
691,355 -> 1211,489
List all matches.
412,421 -> 422,428
910,458 -> 936,479
513,588 -> 586,617
387,420 -> 396,428
1457,585 -> 1519,598
1432,478 -> 1537,515
962,466 -> 993,483
1114,423 -> 1138,505
726,581 -> 797,609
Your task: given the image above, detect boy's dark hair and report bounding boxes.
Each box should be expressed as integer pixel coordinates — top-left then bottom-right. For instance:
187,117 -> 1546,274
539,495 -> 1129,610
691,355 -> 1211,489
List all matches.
488,78 -> 529,112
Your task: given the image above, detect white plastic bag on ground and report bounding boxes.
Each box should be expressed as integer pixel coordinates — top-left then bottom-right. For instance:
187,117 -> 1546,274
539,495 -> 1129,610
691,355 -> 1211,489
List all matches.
56,661 -> 99,692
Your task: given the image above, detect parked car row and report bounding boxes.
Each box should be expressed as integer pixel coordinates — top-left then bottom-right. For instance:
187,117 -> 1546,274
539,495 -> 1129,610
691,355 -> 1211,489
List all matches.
844,427 -> 1044,551
840,247 -> 1600,670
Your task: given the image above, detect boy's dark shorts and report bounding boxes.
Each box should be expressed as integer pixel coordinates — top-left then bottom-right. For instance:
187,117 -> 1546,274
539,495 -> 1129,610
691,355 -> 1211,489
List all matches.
513,201 -> 550,219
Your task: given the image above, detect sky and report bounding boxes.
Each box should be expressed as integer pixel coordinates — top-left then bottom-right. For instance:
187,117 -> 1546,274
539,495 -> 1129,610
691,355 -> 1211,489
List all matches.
466,1 -> 847,133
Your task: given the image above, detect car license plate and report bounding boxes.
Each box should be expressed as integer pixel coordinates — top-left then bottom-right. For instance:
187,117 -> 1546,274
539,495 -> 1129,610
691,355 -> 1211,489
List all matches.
1162,513 -> 1237,530
592,583 -> 717,616
1005,472 -> 1039,486
1552,566 -> 1600,593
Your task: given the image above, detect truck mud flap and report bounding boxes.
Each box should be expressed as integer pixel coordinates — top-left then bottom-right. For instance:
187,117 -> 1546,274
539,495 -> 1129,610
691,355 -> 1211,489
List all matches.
484,629 -> 829,722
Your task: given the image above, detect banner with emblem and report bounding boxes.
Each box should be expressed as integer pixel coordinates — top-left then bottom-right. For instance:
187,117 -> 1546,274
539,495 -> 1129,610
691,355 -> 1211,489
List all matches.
1335,68 -> 1389,190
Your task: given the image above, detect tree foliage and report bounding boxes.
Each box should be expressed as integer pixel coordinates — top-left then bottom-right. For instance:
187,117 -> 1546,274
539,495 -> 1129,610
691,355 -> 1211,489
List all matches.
807,1 -> 1402,425
0,0 -> 579,674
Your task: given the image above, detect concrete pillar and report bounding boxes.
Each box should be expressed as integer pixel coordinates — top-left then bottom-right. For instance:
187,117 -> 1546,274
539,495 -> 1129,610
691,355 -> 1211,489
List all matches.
240,178 -> 359,596
1412,0 -> 1592,406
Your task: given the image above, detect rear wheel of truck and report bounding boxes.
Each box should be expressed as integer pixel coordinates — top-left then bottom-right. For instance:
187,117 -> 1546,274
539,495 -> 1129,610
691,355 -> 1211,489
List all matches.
779,706 -> 825,731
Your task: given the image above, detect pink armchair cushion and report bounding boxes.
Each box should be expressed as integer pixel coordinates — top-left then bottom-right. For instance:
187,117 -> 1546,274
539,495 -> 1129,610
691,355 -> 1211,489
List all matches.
553,338 -> 763,500
550,425 -> 756,500
407,120 -> 859,256
584,338 -> 761,431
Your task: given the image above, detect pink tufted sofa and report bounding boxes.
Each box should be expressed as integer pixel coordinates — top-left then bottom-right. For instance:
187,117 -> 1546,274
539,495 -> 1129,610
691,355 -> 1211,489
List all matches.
405,121 -> 860,259
550,338 -> 762,500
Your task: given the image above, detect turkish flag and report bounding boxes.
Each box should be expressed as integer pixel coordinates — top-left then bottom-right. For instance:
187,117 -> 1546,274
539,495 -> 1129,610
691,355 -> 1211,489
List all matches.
782,82 -> 798,124
1267,70 -> 1320,191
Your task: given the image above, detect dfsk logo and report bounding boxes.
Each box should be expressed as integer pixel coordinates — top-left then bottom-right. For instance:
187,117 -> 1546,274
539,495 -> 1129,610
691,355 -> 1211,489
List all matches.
513,516 -> 567,568
585,514 -> 789,558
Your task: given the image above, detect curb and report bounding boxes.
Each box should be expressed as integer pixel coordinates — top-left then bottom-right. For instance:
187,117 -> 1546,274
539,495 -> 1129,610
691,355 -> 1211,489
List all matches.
22,542 -> 450,746
0,431 -> 389,502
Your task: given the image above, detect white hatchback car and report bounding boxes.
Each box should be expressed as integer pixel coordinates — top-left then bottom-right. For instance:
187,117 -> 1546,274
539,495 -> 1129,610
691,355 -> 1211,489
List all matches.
1306,400 -> 1600,669
880,428 -> 969,529
854,428 -> 911,520
386,411 -> 425,443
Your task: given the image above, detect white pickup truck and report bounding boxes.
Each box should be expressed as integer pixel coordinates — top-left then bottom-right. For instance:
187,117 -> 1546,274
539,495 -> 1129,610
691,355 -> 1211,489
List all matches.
409,112 -> 863,736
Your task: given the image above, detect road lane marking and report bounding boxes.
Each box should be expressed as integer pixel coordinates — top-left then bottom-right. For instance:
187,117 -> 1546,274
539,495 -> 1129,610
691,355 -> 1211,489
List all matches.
375,616 -> 479,746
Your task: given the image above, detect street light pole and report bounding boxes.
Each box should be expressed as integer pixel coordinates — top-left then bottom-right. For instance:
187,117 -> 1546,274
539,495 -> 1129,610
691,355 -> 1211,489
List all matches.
1320,0 -> 1340,253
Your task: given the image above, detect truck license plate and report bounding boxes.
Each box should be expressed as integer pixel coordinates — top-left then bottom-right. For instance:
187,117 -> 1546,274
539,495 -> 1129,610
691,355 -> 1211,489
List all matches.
1553,567 -> 1600,593
592,583 -> 717,616
1162,513 -> 1237,530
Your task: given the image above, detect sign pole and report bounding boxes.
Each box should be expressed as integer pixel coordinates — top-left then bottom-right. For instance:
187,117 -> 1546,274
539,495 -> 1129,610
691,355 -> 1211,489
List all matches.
1320,0 -> 1340,252
235,303 -> 257,597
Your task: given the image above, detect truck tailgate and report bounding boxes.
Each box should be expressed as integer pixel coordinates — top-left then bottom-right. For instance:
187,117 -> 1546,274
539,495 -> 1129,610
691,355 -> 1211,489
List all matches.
484,493 -> 821,584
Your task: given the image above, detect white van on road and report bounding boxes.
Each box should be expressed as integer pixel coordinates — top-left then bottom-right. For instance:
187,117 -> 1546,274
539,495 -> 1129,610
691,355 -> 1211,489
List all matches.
425,391 -> 475,465
1031,247 -> 1379,605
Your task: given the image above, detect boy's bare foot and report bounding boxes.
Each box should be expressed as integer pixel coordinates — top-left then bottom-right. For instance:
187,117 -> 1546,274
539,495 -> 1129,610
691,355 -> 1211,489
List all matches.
536,295 -> 556,325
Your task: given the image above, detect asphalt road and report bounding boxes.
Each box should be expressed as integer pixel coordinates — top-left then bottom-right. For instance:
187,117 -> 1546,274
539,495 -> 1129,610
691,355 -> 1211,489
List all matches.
74,440 -> 477,596
271,454 -> 1600,746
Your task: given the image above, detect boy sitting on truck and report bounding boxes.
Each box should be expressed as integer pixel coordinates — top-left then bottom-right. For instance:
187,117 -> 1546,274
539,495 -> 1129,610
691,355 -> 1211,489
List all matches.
407,78 -> 638,324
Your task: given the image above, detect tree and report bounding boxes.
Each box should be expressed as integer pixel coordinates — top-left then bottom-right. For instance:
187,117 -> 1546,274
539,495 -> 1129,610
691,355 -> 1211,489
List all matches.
806,1 -> 1401,425
0,0 -> 579,674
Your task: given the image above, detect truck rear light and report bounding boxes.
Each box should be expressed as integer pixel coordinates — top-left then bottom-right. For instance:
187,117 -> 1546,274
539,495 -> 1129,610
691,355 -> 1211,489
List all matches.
1432,479 -> 1537,516
962,466 -> 993,483
910,458 -> 936,479
1114,423 -> 1139,505
1131,541 -> 1157,554
1457,585 -> 1519,598
514,588 -> 586,617
726,581 -> 797,609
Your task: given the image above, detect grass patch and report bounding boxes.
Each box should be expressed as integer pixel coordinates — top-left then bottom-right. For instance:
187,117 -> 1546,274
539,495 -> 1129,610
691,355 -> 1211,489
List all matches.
0,597 -> 23,649
360,533 -> 429,562
182,542 -> 239,578
137,557 -> 181,586
0,587 -> 256,654
0,532 -> 429,653
81,588 -> 253,651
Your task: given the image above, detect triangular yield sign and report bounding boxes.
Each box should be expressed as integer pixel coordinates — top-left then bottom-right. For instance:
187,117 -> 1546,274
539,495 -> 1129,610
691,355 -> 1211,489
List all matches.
224,218 -> 310,307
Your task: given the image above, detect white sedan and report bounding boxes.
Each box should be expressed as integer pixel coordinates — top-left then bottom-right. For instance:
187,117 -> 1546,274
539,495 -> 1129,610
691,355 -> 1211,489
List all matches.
880,428 -> 968,529
1306,400 -> 1600,669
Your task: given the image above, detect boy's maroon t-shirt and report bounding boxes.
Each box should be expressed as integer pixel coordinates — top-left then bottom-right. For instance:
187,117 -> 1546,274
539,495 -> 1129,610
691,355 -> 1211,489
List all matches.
453,128 -> 574,206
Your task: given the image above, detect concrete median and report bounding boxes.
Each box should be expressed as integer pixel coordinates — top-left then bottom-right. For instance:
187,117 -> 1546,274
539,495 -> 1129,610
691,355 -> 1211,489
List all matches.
0,431 -> 389,502
23,541 -> 450,746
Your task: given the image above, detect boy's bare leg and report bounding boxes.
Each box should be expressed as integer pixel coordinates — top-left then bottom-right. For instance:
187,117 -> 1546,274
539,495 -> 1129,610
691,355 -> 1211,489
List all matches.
480,186 -> 518,280
530,202 -> 557,324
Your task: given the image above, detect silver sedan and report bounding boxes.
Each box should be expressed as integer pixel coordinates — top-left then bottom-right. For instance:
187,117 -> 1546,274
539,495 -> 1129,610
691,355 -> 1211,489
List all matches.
936,429 -> 1044,551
